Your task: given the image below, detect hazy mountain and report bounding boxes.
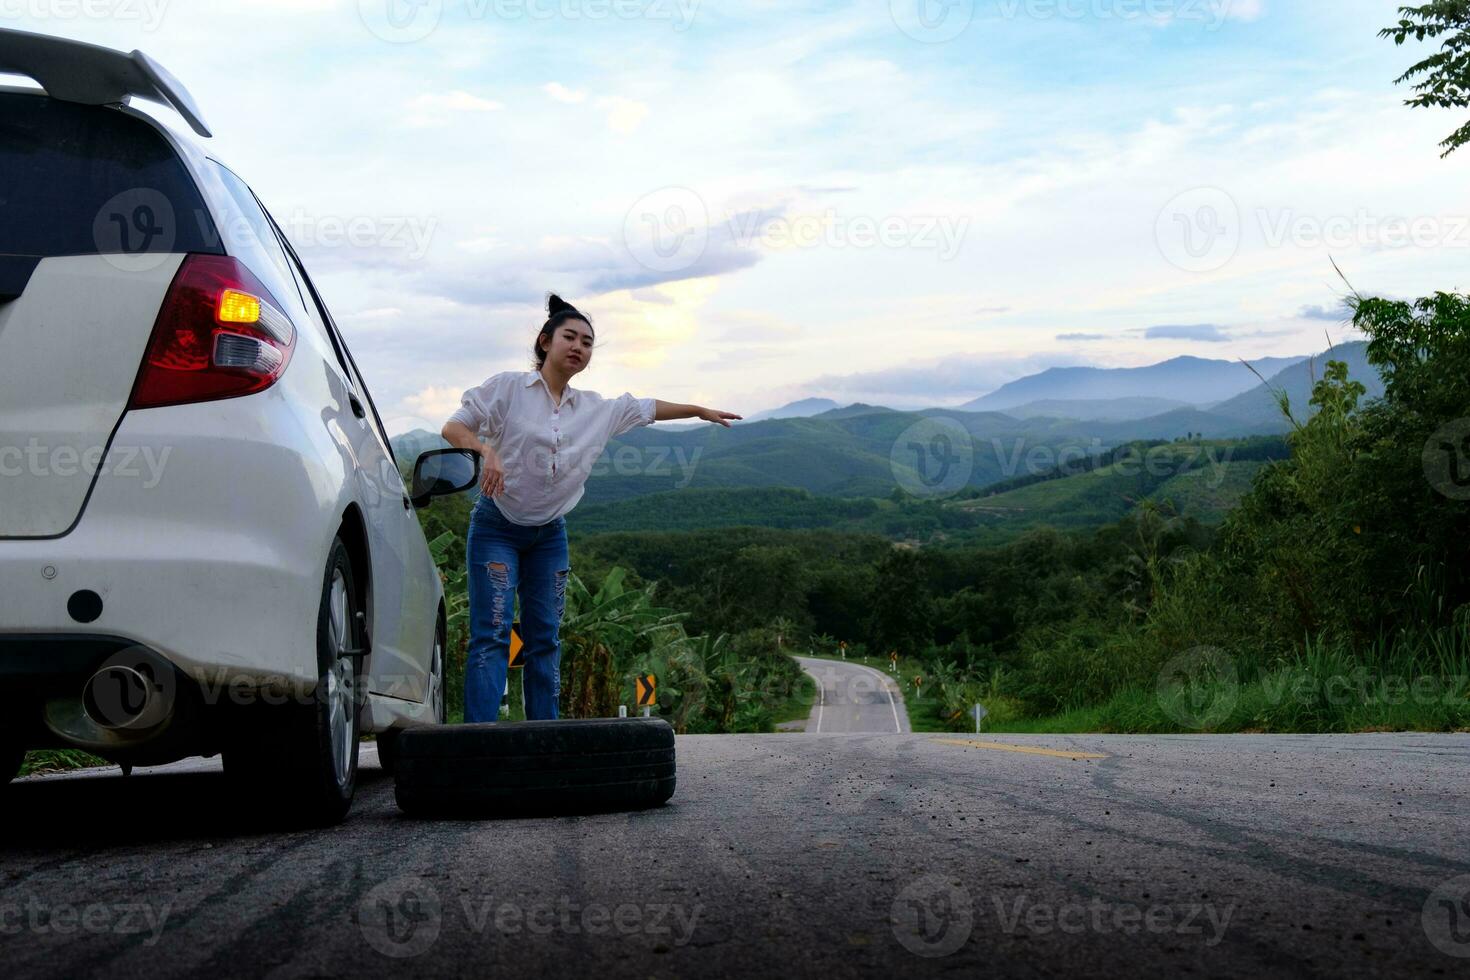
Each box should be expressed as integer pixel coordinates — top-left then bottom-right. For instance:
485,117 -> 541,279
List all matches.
814,403 -> 899,420
1001,396 -> 1193,422
591,408 -> 1103,504
743,398 -> 841,422
389,428 -> 450,465
395,344 -> 1375,511
1086,407 -> 1292,441
1213,342 -> 1384,427
961,355 -> 1307,411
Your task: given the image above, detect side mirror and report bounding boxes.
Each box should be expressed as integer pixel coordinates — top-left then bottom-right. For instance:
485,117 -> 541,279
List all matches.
411,449 -> 480,509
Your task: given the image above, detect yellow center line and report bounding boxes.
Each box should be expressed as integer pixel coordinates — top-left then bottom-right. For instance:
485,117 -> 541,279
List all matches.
933,738 -> 1108,760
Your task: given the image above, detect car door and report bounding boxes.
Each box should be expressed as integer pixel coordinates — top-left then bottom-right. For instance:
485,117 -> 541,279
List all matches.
267,217 -> 434,703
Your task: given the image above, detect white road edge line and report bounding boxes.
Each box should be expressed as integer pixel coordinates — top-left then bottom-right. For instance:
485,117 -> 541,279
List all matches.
803,657 -> 902,734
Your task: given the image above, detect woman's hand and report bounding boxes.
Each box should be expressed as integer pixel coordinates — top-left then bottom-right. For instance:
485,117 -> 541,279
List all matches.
479,447 -> 506,497
696,406 -> 742,427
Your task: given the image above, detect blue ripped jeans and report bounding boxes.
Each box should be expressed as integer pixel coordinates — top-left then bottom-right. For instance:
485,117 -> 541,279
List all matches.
464,495 -> 570,723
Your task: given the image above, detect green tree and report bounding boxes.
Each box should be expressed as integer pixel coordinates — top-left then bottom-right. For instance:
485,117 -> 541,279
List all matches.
864,549 -> 936,654
1382,2 -> 1470,156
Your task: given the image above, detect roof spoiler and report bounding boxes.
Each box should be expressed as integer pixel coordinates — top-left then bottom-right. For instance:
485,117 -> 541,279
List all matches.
0,28 -> 211,138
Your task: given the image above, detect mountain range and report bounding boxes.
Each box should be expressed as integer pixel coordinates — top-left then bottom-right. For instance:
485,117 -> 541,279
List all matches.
734,347 -> 1380,428
389,343 -> 1384,505
955,355 -> 1307,412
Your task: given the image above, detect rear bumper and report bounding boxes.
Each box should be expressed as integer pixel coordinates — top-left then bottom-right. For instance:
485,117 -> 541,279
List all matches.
0,393 -> 341,697
0,528 -> 320,694
0,633 -> 140,692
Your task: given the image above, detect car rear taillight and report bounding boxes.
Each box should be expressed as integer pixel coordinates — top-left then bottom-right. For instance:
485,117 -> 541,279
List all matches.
128,254 -> 296,410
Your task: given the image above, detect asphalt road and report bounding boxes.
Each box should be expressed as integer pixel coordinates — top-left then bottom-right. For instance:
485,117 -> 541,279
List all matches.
796,657 -> 911,734
4,732 -> 1470,978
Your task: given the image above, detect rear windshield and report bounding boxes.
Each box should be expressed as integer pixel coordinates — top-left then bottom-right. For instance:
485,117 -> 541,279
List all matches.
0,92 -> 220,258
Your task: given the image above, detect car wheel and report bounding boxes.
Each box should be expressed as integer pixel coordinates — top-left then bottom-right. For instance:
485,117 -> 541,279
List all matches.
377,615 -> 446,776
427,615 -> 447,726
225,536 -> 363,825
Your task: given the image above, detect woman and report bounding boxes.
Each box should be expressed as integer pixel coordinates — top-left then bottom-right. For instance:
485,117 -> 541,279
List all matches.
440,294 -> 741,723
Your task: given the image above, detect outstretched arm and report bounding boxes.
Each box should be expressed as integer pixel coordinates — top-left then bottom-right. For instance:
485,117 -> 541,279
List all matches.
653,400 -> 742,427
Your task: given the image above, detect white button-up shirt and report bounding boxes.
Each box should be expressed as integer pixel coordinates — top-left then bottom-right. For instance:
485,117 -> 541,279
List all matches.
448,370 -> 658,525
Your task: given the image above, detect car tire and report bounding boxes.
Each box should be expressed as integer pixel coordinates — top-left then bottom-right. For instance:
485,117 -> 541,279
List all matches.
393,717 -> 676,817
376,614 -> 446,777
225,536 -> 364,826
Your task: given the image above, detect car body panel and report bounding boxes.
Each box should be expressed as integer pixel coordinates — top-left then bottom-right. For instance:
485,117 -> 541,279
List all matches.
0,254 -> 182,537
0,67 -> 443,753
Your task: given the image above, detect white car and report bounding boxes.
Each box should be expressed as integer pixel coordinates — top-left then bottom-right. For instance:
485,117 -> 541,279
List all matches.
0,29 -> 471,823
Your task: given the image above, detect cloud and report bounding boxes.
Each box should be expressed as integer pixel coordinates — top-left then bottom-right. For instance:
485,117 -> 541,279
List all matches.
456,236 -> 506,254
544,82 -> 587,104
796,353 -> 1086,407
404,90 -> 503,127
542,85 -> 645,132
326,212 -> 763,311
340,306 -> 404,323
1297,303 -> 1350,321
1143,323 -> 1231,342
1220,0 -> 1265,22
628,287 -> 676,305
695,346 -> 786,371
1057,332 -> 1109,341
399,385 -> 466,428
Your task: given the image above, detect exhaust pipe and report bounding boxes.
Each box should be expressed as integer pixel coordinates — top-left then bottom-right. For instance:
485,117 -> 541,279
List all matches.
82,664 -> 169,731
43,644 -> 184,751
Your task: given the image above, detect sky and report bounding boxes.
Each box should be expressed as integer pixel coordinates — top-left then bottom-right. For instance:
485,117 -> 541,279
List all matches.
6,0 -> 1470,431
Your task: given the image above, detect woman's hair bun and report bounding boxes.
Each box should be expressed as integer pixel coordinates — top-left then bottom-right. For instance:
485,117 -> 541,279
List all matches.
548,293 -> 576,316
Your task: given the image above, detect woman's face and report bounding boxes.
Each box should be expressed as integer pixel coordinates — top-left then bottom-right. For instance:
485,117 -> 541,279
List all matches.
542,318 -> 594,375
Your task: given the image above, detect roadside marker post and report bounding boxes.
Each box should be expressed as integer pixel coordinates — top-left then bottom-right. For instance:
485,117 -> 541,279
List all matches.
508,625 -> 524,668
840,640 -> 847,661
973,703 -> 988,734
636,674 -> 656,716
619,705 -> 628,718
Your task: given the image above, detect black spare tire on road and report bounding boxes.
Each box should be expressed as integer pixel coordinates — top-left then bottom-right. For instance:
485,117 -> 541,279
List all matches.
393,717 -> 676,817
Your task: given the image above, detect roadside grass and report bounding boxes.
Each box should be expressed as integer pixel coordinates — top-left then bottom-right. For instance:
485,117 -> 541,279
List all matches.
887,630 -> 1470,736
981,645 -> 1470,735
770,673 -> 817,728
843,655 -> 949,733
21,749 -> 108,777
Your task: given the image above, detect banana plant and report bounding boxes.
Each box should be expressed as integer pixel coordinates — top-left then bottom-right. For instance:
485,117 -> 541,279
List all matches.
427,530 -> 469,633
559,567 -> 691,718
